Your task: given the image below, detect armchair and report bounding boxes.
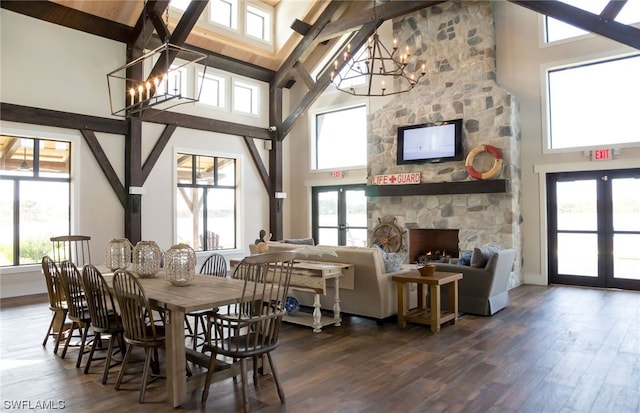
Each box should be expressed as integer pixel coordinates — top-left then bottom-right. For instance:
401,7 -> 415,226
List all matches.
434,248 -> 516,316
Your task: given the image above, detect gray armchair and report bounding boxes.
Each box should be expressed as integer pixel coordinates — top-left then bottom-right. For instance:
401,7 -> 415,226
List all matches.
434,248 -> 516,316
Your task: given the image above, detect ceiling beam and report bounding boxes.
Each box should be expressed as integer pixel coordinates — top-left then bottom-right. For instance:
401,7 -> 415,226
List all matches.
509,0 -> 640,50
600,0 -> 627,21
0,0 -> 134,44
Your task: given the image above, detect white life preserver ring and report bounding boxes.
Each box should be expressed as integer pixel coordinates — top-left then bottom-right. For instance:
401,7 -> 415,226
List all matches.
465,144 -> 503,180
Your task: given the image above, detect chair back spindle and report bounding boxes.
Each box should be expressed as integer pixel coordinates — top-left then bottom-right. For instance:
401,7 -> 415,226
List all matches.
51,235 -> 92,267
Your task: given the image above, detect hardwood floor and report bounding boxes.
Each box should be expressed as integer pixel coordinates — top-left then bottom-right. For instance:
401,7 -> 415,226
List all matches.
2,284 -> 640,412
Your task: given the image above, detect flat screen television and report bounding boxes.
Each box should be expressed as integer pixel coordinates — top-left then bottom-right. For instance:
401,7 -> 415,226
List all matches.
397,119 -> 463,164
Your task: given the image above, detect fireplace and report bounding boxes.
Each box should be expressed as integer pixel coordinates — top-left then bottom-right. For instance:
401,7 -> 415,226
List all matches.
407,228 -> 459,263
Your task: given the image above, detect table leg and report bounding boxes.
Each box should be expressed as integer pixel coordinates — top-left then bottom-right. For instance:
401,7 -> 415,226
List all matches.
417,284 -> 425,310
332,277 -> 342,327
165,308 -> 187,407
449,280 -> 459,324
396,281 -> 406,328
429,285 -> 441,334
312,294 -> 323,333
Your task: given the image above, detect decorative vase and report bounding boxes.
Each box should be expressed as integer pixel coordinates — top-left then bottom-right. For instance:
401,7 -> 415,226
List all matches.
164,243 -> 196,286
132,240 -> 162,278
105,238 -> 132,271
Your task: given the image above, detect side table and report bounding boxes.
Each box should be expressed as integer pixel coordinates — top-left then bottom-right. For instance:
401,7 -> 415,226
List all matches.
392,270 -> 463,334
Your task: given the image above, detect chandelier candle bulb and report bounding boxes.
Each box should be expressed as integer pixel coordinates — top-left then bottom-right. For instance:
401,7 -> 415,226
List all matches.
129,88 -> 135,106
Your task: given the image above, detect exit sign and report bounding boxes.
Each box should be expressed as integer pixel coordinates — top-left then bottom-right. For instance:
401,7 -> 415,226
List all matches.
592,149 -> 612,161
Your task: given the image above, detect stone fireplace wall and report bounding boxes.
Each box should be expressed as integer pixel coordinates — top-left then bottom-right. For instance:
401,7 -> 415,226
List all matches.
367,1 -> 522,287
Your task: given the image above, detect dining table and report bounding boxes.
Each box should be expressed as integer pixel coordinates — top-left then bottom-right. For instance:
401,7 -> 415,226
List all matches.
99,266 -> 251,407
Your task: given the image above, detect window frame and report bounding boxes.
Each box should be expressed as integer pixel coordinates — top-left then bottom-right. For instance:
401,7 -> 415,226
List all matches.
245,3 -> 272,43
0,135 -> 72,267
231,79 -> 260,116
196,68 -> 228,110
209,0 -> 239,31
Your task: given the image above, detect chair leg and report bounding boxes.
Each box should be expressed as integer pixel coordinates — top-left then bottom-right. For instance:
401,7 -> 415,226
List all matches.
201,351 -> 218,405
43,314 -> 56,347
240,358 -> 250,411
115,344 -> 133,391
266,352 -> 285,403
140,348 -> 153,403
75,324 -> 90,368
60,322 -> 77,359
53,314 -> 67,355
84,332 -> 100,374
101,334 -> 117,384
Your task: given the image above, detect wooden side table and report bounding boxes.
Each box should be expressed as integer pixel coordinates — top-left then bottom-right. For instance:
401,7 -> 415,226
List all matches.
392,270 -> 463,334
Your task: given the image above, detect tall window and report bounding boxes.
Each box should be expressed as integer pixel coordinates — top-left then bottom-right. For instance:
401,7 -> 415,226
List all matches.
246,4 -> 271,42
0,136 -> 71,266
210,0 -> 238,29
176,153 -> 236,251
233,80 -> 259,115
314,105 -> 367,170
546,54 -> 640,150
198,70 -> 226,108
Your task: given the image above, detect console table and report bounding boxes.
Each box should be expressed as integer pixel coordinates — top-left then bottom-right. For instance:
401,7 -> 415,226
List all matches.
392,270 -> 463,334
230,259 -> 353,332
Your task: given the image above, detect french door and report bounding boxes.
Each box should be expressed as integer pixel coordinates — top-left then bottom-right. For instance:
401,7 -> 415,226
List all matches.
311,185 -> 367,247
547,168 -> 640,289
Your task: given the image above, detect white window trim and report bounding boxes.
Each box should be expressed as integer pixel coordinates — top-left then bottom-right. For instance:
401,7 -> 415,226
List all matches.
308,101 -> 369,172
208,0 -> 239,32
231,78 -> 260,117
195,68 -> 229,111
244,2 -> 273,45
540,50 -> 640,155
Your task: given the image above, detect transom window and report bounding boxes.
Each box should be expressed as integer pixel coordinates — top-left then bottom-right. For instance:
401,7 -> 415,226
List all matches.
0,136 -> 71,266
246,4 -> 271,42
546,54 -> 640,150
176,153 -> 236,251
198,70 -> 226,108
313,105 -> 367,170
210,0 -> 238,29
233,80 -> 259,115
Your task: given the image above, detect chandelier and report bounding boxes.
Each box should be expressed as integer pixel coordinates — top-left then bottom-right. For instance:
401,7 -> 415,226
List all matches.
106,4 -> 208,117
330,3 -> 426,97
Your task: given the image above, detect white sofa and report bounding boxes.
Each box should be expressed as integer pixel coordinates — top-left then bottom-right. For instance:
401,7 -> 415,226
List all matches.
249,242 -> 416,323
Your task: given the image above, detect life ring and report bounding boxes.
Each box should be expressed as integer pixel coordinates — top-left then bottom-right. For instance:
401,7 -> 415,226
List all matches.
465,144 -> 503,180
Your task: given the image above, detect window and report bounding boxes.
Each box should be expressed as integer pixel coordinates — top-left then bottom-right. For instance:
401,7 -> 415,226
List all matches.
210,0 -> 238,29
176,153 -> 236,251
545,0 -> 640,43
232,80 -> 259,115
169,0 -> 190,12
546,54 -> 640,150
0,136 -> 71,266
246,4 -> 271,42
197,70 -> 226,108
313,105 -> 367,170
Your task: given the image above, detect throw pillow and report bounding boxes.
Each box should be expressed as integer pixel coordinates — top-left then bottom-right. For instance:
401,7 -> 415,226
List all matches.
470,245 -> 501,268
376,245 -> 407,272
458,250 -> 472,266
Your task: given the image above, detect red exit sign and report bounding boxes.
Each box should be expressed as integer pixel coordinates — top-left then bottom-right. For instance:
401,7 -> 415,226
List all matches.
592,149 -> 612,161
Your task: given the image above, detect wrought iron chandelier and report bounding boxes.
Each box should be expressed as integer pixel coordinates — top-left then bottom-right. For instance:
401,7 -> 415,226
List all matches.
106,3 -> 208,117
330,2 -> 426,97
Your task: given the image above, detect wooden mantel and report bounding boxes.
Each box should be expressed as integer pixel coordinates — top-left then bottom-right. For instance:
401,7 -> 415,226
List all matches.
364,179 -> 509,197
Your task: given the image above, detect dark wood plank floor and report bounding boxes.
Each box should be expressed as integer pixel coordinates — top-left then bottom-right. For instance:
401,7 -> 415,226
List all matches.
2,284 -> 640,412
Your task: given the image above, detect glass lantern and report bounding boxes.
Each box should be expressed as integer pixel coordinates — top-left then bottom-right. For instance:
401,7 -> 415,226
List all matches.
164,244 -> 196,286
105,238 -> 132,271
132,240 -> 162,278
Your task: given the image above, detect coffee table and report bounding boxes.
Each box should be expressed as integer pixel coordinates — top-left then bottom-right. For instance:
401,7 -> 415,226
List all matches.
392,270 -> 463,334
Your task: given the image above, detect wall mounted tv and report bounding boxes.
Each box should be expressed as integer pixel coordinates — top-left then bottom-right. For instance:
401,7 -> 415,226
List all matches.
397,119 -> 463,164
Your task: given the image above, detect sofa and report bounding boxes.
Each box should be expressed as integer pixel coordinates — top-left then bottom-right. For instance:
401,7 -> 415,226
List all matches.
434,247 -> 516,316
249,242 -> 416,323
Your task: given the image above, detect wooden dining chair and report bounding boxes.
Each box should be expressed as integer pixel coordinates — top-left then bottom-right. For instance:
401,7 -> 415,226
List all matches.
112,269 -> 165,403
58,260 -> 92,368
185,253 -> 228,350
51,235 -> 92,267
81,264 -> 126,384
201,251 -> 296,410
41,256 -> 68,354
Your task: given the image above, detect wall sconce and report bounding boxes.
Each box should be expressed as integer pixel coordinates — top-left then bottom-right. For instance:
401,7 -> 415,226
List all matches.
275,191 -> 287,213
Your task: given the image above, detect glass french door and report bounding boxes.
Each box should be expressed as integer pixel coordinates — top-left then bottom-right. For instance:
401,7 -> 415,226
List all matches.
547,168 -> 640,289
312,185 -> 367,247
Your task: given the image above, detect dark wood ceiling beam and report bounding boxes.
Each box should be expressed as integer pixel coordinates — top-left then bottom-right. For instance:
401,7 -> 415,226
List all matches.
273,1 -> 349,89
294,62 -> 316,90
80,130 -> 126,208
600,0 -> 627,21
279,20 -> 381,139
145,1 -> 171,44
142,124 -> 177,183
0,103 -> 127,135
317,0 -> 447,42
242,136 -> 271,194
509,0 -> 640,50
140,109 -> 271,140
0,1 -> 134,44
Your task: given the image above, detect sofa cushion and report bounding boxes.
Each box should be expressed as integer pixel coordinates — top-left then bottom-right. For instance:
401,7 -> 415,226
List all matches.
470,245 -> 501,268
281,237 -> 315,245
458,250 -> 472,266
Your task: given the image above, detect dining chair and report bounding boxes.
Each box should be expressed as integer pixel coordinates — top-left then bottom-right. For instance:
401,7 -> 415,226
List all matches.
51,235 -> 92,267
58,260 -> 93,368
81,264 -> 126,384
41,256 -> 68,355
185,253 -> 228,350
112,269 -> 165,403
201,251 -> 296,410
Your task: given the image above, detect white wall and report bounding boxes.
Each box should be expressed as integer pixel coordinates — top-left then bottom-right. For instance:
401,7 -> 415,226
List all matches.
0,10 -> 271,298
493,2 -> 640,285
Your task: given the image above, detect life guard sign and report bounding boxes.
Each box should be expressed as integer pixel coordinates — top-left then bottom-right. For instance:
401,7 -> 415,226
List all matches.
370,173 -> 421,185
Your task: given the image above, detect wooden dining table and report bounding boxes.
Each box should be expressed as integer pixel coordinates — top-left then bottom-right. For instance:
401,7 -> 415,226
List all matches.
99,267 -> 250,407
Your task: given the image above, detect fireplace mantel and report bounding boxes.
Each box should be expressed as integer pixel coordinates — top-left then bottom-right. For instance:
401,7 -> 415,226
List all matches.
364,179 -> 509,197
